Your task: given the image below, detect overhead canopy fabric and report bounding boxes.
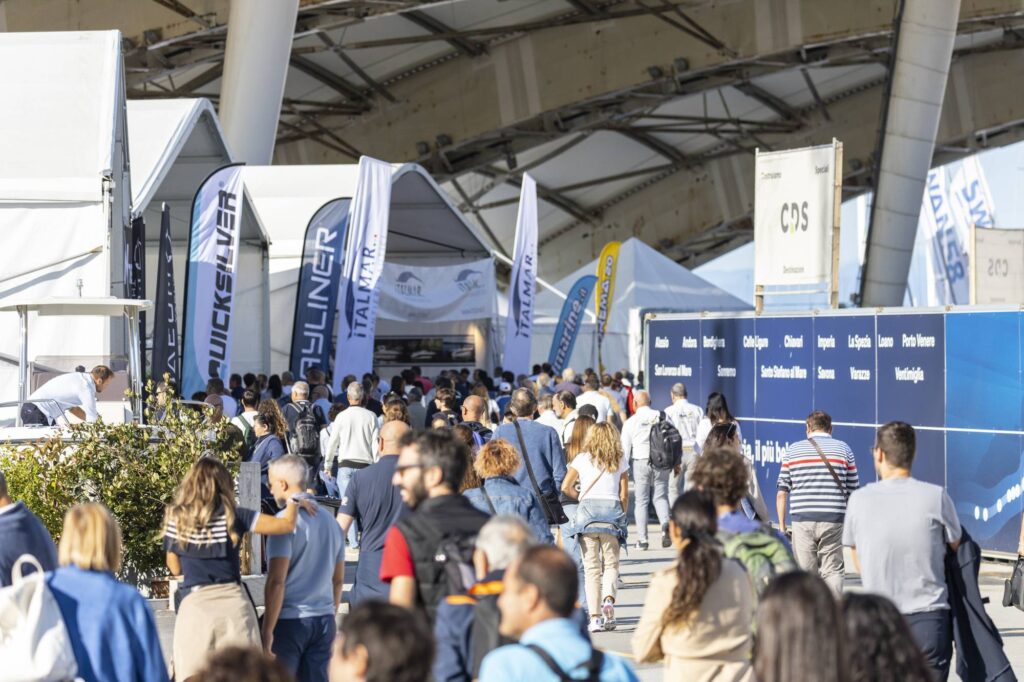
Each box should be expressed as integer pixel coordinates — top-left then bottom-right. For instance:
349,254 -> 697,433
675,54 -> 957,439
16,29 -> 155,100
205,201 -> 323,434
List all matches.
125,98 -> 271,375
0,31 -> 131,404
530,238 -> 751,374
244,162 -> 496,372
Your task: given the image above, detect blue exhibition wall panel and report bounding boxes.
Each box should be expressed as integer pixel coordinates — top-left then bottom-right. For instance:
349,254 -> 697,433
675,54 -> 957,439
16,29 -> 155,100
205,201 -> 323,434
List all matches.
876,313 -> 945,428
754,316 -> 813,421
812,315 -> 876,425
647,318 -> 702,411
700,316 -> 756,418
945,312 -> 1021,431
947,431 -> 1023,553
830,424 -> 878,487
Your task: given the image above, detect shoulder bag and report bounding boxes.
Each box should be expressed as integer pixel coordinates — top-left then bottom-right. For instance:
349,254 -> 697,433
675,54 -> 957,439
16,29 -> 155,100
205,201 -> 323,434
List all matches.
808,437 -> 848,500
513,420 -> 568,525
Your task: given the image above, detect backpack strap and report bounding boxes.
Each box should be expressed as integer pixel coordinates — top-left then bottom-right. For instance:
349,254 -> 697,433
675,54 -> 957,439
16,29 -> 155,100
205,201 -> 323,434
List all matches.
525,644 -> 604,682
807,437 -> 848,500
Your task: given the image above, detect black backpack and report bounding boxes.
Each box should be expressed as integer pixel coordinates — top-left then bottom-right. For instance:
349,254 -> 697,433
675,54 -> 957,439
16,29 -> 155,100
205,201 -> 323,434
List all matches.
287,403 -> 323,468
469,593 -> 514,678
648,411 -> 683,470
399,513 -> 482,620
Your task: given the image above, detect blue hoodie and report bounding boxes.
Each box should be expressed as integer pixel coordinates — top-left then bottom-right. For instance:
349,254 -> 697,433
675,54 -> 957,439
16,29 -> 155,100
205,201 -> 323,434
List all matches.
0,501 -> 57,586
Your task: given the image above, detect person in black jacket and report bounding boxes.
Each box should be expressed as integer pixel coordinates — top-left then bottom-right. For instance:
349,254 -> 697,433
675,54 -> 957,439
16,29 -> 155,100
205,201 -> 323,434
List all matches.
380,430 -> 489,621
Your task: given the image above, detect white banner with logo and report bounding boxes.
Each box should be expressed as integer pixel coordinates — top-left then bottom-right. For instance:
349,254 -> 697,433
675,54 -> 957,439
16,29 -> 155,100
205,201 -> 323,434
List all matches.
950,155 -> 996,247
753,142 -> 838,286
921,168 -> 969,305
378,259 -> 496,322
181,164 -> 244,399
333,157 -> 392,392
502,174 -> 538,375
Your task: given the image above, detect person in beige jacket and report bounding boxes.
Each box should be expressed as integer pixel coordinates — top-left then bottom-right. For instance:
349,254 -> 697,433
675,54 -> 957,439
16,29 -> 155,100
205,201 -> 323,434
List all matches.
632,490 -> 755,681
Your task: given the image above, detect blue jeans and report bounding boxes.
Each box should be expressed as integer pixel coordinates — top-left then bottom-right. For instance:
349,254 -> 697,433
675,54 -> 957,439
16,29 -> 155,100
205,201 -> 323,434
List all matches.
559,503 -> 588,616
272,615 -> 335,682
336,467 -> 359,549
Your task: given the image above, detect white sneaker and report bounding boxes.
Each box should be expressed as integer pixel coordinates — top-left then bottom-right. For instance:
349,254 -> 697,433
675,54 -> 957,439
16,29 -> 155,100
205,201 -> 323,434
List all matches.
588,617 -> 604,633
601,598 -> 616,630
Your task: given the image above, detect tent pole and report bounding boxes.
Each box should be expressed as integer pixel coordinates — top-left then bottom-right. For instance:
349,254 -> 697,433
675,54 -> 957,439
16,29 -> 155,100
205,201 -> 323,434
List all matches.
17,306 -> 27,427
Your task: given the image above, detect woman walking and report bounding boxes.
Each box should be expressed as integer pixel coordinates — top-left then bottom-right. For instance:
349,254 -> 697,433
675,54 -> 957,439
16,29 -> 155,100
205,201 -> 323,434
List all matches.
163,457 -> 315,681
633,491 -> 755,680
560,415 -> 595,614
46,503 -> 169,682
464,438 -> 553,543
560,421 -> 629,632
694,392 -> 742,455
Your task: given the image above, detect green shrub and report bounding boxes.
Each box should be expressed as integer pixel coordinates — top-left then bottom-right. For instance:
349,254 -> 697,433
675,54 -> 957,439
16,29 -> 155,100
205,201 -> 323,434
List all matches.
0,383 -> 241,582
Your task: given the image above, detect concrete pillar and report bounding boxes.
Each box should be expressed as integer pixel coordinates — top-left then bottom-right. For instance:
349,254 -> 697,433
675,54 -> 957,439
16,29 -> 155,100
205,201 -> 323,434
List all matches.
860,0 -> 961,306
218,0 -> 299,165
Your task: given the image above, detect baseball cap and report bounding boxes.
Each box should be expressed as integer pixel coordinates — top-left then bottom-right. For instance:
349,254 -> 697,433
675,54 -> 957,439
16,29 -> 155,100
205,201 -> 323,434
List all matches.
499,381 -> 513,393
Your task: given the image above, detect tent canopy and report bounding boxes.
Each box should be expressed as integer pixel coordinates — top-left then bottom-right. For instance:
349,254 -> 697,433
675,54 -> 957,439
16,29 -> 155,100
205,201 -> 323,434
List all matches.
530,238 -> 751,373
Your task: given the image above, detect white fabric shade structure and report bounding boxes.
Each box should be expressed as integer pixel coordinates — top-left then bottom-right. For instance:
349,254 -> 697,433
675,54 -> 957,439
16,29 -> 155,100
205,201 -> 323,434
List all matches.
0,31 -> 132,405
240,163 -> 497,373
124,98 -> 273,377
529,238 -> 750,375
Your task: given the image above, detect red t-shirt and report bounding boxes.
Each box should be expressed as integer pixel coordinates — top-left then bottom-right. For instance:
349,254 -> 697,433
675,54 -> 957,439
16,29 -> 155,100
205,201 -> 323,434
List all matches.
379,526 -> 415,582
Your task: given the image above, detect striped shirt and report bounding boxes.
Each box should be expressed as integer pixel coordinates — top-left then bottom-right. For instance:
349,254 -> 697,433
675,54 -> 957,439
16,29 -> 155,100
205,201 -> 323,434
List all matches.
777,432 -> 859,523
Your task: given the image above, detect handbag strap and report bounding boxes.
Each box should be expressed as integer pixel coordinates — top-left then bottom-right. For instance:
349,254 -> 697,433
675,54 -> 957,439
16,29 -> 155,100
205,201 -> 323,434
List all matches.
513,420 -> 557,520
808,437 -> 848,500
241,580 -> 262,622
578,467 -> 606,502
479,480 -> 497,515
11,554 -> 43,585
525,644 -> 603,682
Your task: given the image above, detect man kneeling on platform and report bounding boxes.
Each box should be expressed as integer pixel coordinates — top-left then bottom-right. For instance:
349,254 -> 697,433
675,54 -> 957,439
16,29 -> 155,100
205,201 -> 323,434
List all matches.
21,365 -> 114,426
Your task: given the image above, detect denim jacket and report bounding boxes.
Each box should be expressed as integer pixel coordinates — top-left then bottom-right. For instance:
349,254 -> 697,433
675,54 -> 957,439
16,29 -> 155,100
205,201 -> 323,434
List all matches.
464,476 -> 553,544
573,497 -> 628,546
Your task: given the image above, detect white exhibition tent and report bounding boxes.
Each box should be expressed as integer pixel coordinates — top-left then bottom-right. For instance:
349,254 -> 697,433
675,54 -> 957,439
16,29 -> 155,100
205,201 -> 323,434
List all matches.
125,98 -> 271,376
0,31 -> 132,404
529,238 -> 751,375
240,163 -> 497,373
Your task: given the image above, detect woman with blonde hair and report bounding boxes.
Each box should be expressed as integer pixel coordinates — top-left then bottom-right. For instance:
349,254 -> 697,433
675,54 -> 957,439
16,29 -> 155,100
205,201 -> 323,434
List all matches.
560,421 -> 629,633
560,415 -> 595,614
163,457 -> 315,680
463,438 -> 553,543
45,502 -> 169,682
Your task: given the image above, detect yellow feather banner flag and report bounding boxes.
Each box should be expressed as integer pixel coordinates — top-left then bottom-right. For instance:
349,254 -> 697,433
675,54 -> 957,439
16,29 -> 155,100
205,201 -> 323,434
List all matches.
594,241 -> 620,374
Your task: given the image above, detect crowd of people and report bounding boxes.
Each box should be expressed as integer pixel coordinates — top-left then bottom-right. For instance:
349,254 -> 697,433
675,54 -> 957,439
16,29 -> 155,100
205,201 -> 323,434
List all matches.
0,360 -> 1016,682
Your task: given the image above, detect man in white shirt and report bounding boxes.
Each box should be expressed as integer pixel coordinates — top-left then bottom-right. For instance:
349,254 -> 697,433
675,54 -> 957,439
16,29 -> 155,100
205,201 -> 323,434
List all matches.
325,382 -> 380,549
575,376 -> 610,423
663,382 -> 703,505
534,394 -> 562,434
552,391 -> 578,446
207,377 -> 238,418
620,391 -> 670,550
22,365 -> 114,426
230,389 -> 261,443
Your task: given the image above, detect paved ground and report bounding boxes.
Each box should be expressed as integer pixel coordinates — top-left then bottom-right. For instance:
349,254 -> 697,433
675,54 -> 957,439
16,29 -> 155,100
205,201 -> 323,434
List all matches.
154,532 -> 1024,681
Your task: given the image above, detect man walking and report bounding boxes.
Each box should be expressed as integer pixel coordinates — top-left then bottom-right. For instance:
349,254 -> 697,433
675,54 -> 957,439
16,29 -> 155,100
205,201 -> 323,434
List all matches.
264,456 -> 345,682
459,395 -> 493,443
325,382 -> 379,550
844,422 -> 962,681
336,421 -> 410,605
552,390 -> 578,446
479,546 -> 638,682
493,389 -> 567,525
284,381 -> 329,474
663,382 -> 703,503
380,430 -> 490,620
620,391 -> 670,550
777,411 -> 858,595
576,375 -> 610,423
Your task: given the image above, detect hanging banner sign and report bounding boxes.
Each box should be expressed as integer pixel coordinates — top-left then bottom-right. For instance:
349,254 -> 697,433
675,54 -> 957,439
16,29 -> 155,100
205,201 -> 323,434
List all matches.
548,274 -> 597,374
921,168 -> 969,305
753,142 -> 838,287
289,198 -> 350,378
152,204 -> 179,387
972,228 -> 1024,304
332,157 -> 392,393
502,174 -> 538,375
378,259 -> 496,323
181,163 -> 244,399
595,241 -> 620,373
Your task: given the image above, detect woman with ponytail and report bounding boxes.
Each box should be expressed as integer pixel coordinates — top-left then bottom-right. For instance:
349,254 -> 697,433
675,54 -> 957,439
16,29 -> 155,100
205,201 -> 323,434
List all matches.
632,490 -> 755,681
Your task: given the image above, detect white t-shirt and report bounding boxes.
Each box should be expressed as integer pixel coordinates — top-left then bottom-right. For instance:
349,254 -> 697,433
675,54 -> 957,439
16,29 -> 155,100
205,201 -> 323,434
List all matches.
231,410 -> 259,434
570,451 -> 629,502
576,391 -> 611,423
220,394 -> 239,419
28,372 -> 99,423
